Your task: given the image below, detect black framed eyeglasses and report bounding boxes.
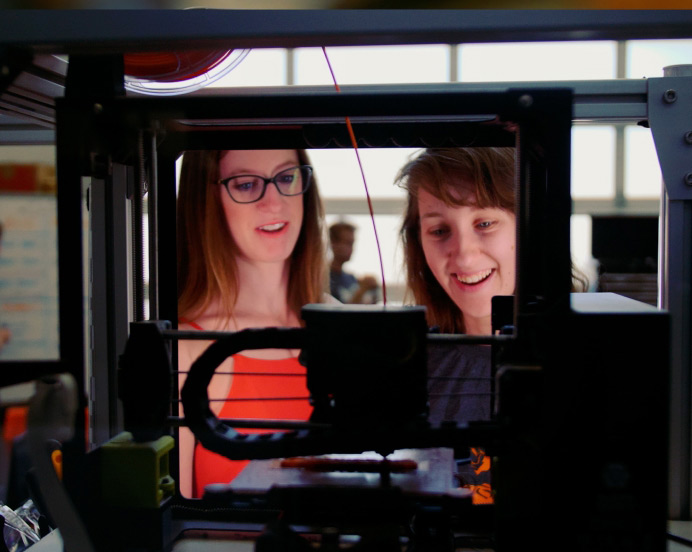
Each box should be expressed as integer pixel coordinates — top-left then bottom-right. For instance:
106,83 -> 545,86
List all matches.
218,165 -> 313,204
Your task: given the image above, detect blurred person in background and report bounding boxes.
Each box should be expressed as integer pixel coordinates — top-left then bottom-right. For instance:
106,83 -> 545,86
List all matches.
328,221 -> 379,304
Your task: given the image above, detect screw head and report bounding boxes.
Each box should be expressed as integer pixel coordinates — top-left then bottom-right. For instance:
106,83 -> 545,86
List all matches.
685,131 -> 692,145
518,94 -> 533,108
664,89 -> 678,103
684,172 -> 692,186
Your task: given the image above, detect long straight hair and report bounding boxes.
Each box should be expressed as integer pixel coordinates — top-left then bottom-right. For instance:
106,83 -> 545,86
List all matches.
177,149 -> 326,326
397,147 -> 516,334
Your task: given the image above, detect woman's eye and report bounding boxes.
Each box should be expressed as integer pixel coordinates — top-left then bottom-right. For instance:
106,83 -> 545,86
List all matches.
233,179 -> 257,192
428,226 -> 449,237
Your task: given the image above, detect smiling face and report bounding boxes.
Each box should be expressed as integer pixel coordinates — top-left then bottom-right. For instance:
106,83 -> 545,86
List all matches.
418,186 -> 516,335
219,149 -> 304,266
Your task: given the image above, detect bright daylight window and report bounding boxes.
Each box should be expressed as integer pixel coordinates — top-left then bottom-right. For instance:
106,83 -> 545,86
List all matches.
294,45 -> 450,85
456,41 -> 617,82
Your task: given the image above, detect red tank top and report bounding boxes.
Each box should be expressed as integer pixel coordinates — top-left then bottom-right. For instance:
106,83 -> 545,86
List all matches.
191,353 -> 312,498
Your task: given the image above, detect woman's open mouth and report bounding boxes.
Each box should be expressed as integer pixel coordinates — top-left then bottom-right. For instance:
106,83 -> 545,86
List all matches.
258,222 -> 287,233
455,268 -> 494,286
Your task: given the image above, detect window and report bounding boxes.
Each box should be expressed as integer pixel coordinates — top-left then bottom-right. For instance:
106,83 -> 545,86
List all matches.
196,40 -> 686,304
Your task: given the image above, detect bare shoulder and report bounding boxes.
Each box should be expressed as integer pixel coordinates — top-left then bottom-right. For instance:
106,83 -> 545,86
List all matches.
177,312 -> 239,368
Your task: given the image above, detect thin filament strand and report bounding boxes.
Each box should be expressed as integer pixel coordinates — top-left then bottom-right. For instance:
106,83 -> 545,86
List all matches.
321,46 -> 388,305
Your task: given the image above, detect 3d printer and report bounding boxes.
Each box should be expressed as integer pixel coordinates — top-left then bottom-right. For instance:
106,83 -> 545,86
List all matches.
0,11 -> 685,552
52,77 -> 667,552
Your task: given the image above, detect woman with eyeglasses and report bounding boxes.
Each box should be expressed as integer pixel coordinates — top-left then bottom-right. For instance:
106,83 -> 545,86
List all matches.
176,149 -> 327,498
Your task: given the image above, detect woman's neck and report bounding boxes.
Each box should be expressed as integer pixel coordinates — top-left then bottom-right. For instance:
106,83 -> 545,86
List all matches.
189,258 -> 299,358
231,258 -> 296,328
463,314 -> 492,336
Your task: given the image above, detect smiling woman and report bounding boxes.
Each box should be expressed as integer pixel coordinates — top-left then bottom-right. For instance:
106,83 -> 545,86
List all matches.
398,147 -> 516,335
176,149 -> 328,498
395,147 -> 516,506
417,189 -> 516,335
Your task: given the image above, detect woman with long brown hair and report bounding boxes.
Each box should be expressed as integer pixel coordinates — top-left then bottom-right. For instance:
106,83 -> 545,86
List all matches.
397,147 -> 516,505
177,149 -> 327,498
398,147 -> 517,335
398,147 -> 588,505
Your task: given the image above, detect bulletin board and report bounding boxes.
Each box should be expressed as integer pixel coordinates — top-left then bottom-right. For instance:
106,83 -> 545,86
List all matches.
0,164 -> 59,361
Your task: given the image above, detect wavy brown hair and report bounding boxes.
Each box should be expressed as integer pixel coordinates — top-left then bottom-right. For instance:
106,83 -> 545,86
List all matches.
177,149 -> 326,326
397,147 -> 516,334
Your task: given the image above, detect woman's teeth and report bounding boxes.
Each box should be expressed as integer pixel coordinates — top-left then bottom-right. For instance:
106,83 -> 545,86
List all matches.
259,222 -> 286,232
456,269 -> 493,285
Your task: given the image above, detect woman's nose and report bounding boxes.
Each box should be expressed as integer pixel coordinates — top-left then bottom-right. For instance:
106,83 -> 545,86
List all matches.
258,182 -> 283,209
450,231 -> 480,263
